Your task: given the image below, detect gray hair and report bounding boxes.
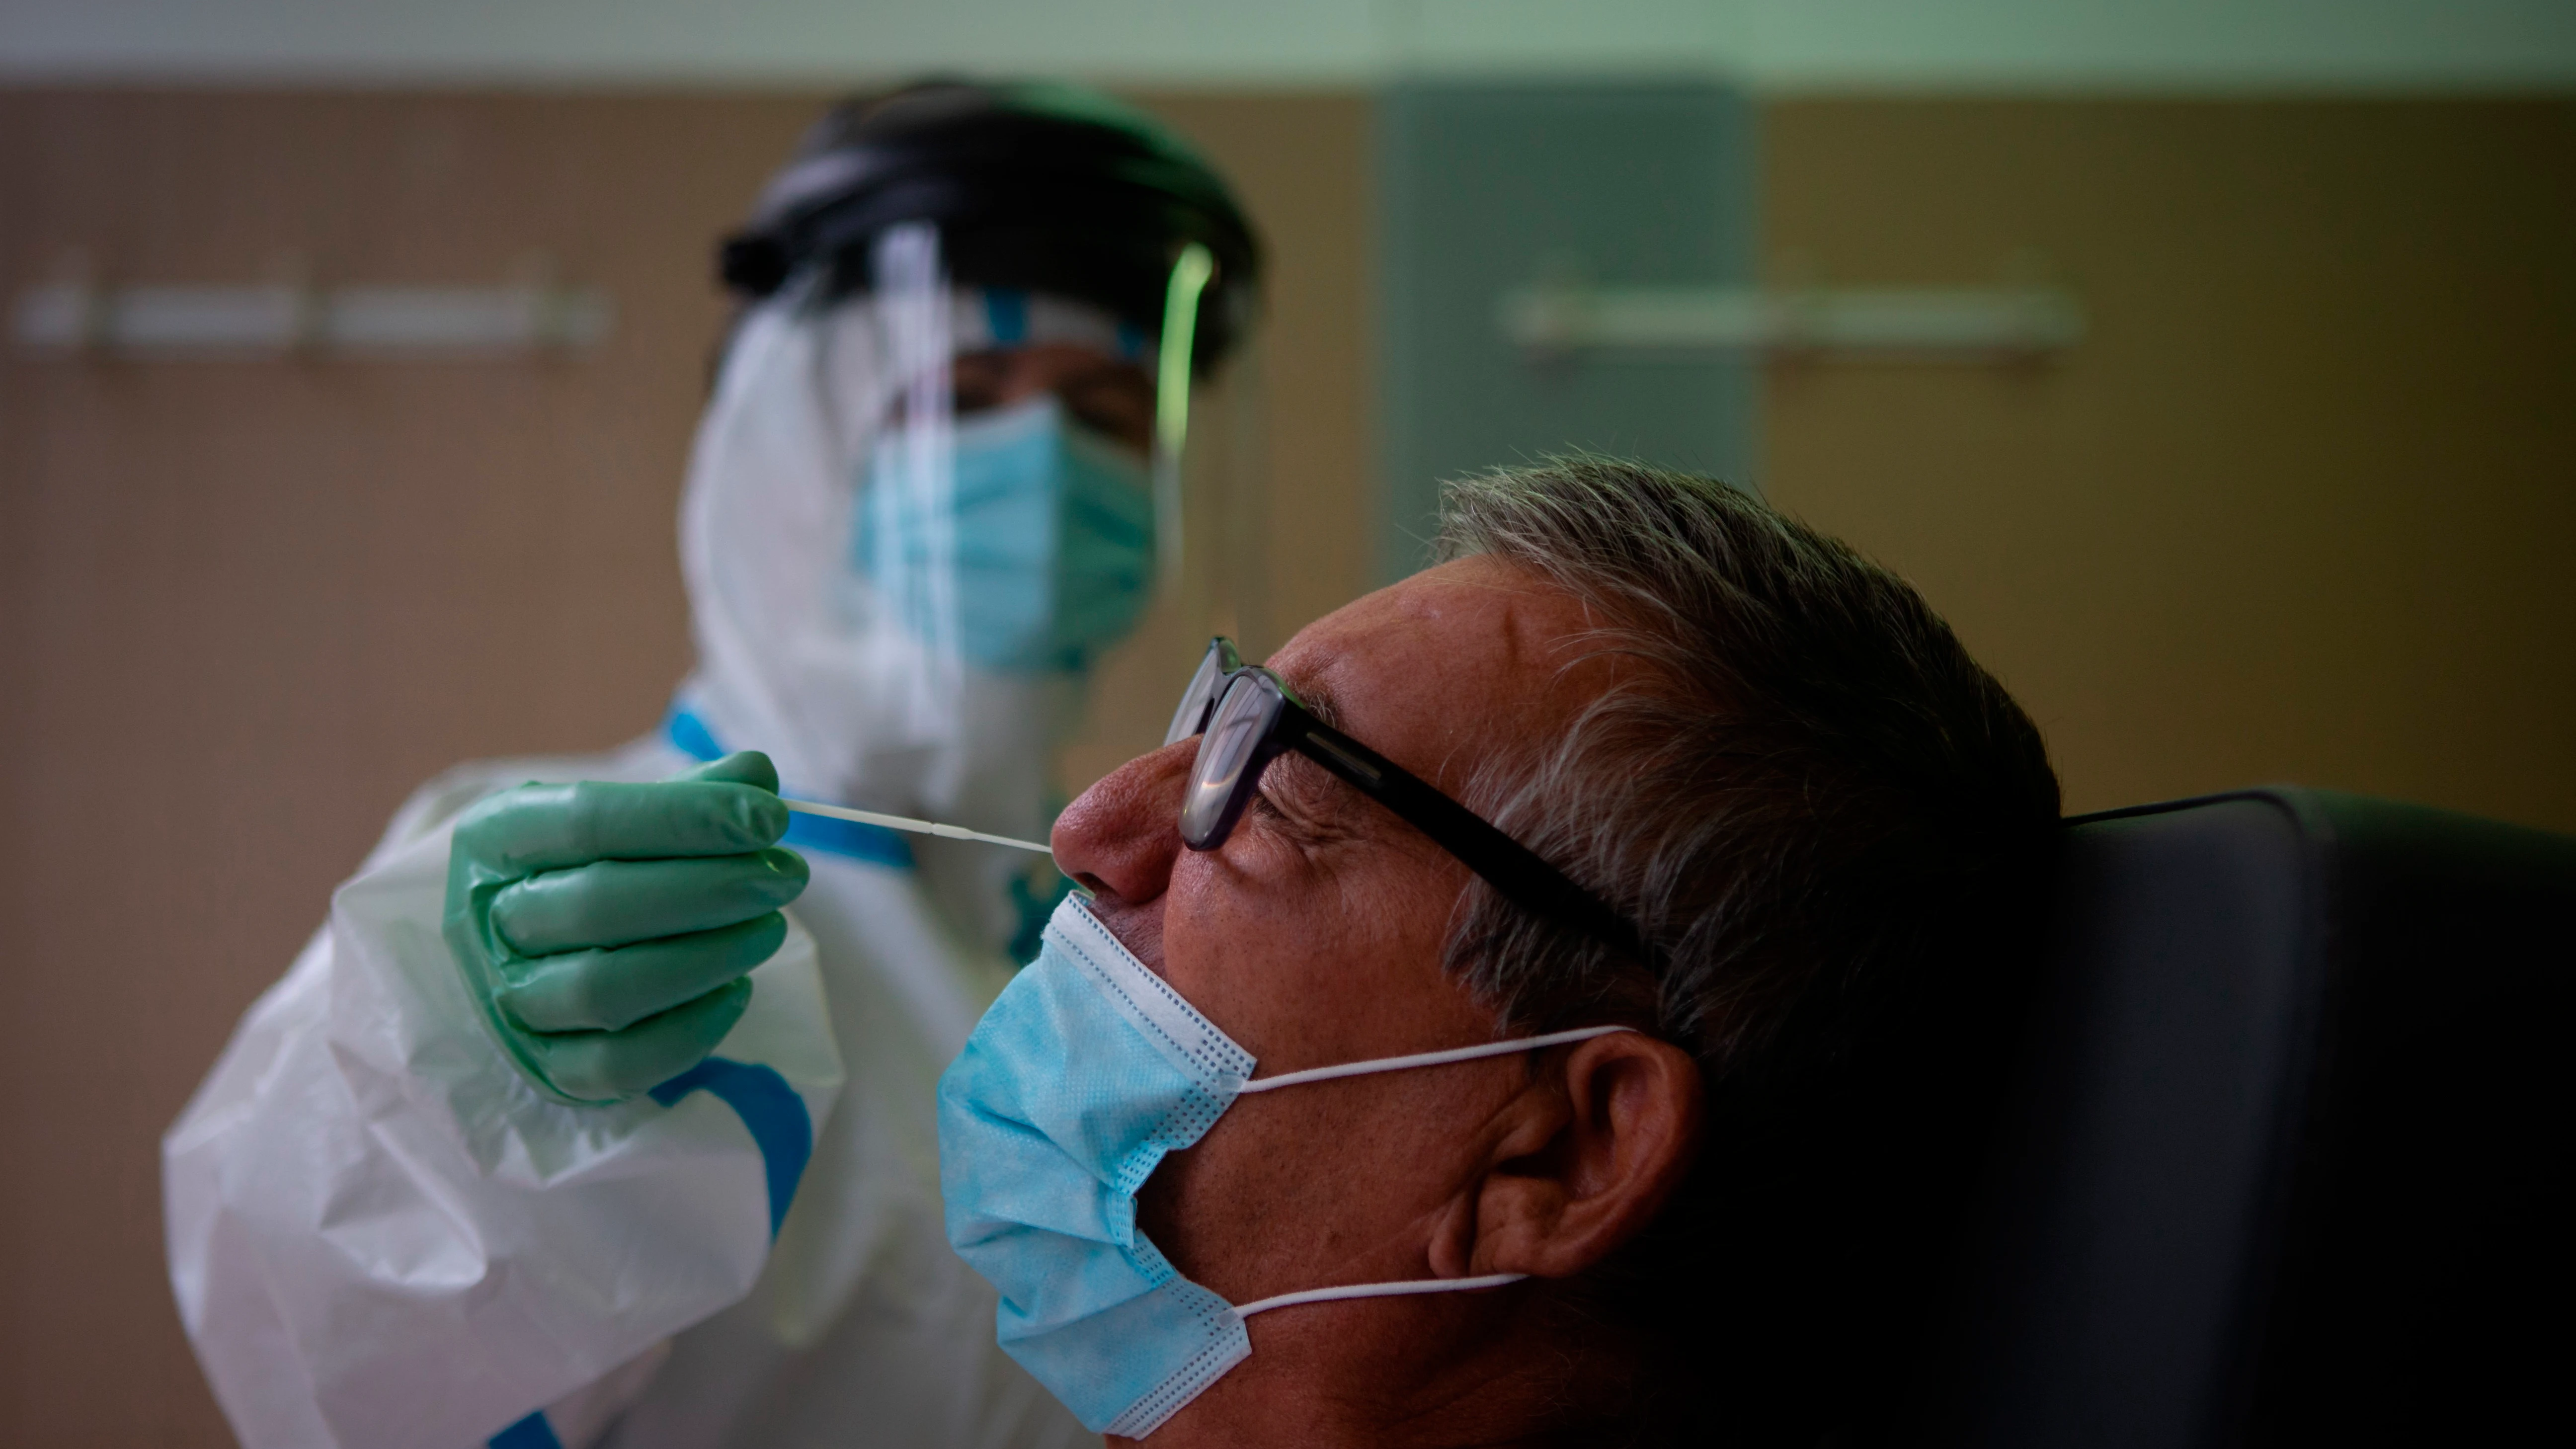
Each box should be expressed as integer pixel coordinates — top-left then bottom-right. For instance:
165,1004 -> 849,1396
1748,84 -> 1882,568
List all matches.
1433,457 -> 2059,1441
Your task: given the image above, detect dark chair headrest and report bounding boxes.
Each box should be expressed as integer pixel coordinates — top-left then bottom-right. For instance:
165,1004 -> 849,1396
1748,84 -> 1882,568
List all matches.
1909,788 -> 2574,1446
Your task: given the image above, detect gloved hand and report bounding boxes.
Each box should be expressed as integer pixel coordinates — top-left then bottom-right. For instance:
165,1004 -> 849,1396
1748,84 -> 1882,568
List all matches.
443,750 -> 809,1105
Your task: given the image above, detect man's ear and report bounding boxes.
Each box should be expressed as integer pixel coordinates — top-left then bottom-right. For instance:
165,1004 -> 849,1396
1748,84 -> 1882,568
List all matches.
1437,1032 -> 1703,1280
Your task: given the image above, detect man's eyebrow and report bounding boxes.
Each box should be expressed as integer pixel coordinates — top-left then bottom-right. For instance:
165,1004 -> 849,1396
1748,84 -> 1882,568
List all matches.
1285,672 -> 1350,733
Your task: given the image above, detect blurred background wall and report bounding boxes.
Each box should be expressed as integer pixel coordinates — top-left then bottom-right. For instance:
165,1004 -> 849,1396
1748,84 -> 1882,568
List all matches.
3,3 -> 2573,1444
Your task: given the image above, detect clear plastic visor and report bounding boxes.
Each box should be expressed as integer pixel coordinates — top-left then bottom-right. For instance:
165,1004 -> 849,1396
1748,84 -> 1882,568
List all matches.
860,224 -> 1217,683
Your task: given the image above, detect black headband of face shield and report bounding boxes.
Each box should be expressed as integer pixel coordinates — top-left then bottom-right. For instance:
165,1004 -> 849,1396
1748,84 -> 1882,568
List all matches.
717,81 -> 1263,378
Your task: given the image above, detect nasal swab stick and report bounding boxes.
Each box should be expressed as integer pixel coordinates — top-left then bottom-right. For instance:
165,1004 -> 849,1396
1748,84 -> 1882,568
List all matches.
782,798 -> 1053,855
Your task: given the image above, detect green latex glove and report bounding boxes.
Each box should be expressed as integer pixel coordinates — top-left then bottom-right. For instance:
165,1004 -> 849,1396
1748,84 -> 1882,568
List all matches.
442,751 -> 810,1105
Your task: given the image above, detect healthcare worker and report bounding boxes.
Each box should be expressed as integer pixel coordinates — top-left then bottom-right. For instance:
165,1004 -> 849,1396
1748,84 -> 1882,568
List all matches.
162,80 -> 1261,1449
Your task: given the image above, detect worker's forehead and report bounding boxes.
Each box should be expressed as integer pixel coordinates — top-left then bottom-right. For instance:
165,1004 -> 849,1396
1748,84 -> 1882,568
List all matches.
1271,555 -> 1599,767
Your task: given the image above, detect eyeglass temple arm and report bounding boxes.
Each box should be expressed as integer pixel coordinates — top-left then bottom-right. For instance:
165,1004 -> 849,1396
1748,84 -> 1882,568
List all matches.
1282,714 -> 1654,966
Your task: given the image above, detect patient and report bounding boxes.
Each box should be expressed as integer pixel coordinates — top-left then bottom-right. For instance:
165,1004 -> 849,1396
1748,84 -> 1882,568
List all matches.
946,459 -> 2061,1447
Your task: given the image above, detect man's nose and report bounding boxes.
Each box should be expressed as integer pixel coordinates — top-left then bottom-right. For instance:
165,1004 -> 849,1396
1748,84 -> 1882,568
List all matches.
1051,739 -> 1192,907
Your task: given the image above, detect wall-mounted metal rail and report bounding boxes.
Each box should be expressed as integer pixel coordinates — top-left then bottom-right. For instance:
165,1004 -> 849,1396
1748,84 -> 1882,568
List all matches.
12,262 -> 613,358
1498,282 -> 2084,361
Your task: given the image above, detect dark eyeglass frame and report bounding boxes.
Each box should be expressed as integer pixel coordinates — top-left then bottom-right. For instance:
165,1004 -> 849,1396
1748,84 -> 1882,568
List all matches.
1163,637 -> 1655,966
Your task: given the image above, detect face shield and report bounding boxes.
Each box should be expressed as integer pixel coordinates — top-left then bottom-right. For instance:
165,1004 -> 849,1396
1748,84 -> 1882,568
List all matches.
859,223 -> 1210,689
676,222 -> 1227,826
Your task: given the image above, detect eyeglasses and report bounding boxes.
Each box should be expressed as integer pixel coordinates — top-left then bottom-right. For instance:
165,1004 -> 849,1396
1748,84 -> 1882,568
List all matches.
1163,637 -> 1654,966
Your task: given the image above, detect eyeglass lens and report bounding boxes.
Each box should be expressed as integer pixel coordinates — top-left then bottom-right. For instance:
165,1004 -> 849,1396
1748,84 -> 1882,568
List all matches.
1162,637 -> 1241,747
1180,669 -> 1285,849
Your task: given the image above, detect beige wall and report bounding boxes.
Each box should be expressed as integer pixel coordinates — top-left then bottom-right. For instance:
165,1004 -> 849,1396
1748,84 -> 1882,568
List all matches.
1,88 -> 2569,1446
1763,98 -> 2576,829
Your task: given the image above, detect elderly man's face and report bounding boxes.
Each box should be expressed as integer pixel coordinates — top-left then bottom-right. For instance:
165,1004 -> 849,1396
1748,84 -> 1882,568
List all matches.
1054,554 -> 1702,1446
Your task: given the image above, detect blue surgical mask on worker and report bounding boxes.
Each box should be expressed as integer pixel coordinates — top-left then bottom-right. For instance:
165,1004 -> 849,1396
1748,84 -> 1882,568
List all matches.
936,895 -> 1623,1438
856,393 -> 1155,674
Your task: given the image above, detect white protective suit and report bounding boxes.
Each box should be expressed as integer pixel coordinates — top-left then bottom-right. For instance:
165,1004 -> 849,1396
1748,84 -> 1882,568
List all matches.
163,282 -> 1138,1449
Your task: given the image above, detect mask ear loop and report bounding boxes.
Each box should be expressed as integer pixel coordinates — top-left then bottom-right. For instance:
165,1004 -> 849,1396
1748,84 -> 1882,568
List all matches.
1153,243 -> 1215,596
1231,1024 -> 1634,1093
1235,1273 -> 1529,1319
1224,1025 -> 1638,1321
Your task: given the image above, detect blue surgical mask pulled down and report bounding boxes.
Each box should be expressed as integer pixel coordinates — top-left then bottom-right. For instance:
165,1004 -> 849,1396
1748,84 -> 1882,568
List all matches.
937,896 -> 1625,1438
857,394 -> 1156,674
